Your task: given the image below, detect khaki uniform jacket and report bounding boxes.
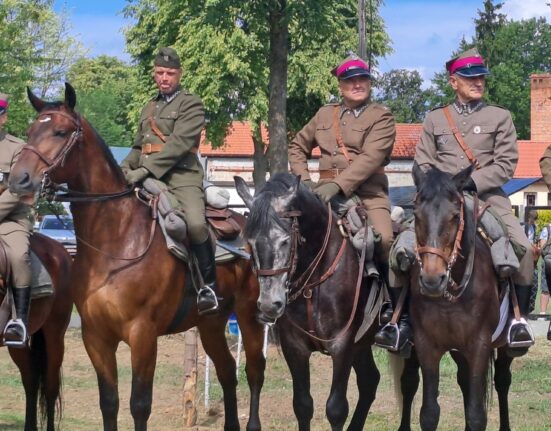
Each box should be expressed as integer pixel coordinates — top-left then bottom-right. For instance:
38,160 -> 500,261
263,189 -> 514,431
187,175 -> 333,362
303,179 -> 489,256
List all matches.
121,88 -> 205,188
539,144 -> 551,190
415,102 -> 517,201
289,102 -> 395,210
0,130 -> 31,235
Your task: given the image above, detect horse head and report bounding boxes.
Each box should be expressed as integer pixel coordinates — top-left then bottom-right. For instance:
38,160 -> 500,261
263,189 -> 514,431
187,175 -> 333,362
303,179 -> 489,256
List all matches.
412,162 -> 474,297
9,83 -> 125,202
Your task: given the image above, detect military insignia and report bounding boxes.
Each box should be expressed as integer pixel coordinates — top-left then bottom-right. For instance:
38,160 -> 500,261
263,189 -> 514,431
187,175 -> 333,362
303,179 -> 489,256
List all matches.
164,55 -> 170,61
473,126 -> 481,134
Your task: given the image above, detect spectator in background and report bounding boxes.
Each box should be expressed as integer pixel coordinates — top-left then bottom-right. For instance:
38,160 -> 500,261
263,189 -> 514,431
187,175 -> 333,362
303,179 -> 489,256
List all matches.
524,210 -> 540,317
538,222 -> 550,318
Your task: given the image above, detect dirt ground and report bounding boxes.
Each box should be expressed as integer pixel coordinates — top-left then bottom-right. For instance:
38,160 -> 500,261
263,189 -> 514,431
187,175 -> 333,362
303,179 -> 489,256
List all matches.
1,327 -> 551,430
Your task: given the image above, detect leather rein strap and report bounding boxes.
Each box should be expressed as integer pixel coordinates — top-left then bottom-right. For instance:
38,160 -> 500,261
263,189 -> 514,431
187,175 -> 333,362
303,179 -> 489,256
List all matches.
443,106 -> 481,170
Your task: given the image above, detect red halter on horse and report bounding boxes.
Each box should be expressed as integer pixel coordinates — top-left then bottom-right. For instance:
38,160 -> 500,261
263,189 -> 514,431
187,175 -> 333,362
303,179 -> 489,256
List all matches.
8,83 -> 265,431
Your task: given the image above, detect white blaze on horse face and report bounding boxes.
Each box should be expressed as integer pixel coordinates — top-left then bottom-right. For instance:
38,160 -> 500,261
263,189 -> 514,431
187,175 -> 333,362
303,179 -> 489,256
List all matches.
39,116 -> 52,123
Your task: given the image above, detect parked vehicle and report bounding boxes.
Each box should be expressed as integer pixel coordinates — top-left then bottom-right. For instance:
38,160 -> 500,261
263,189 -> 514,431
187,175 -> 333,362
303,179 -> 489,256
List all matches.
37,215 -> 76,256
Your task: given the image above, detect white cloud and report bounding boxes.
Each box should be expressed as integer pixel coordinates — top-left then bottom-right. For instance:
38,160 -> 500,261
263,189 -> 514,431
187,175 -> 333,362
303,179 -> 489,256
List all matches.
502,0 -> 551,21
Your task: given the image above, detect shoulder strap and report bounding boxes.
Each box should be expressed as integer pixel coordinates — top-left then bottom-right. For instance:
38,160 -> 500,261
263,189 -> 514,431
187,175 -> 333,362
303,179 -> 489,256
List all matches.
333,106 -> 352,165
145,101 -> 167,143
443,106 -> 481,170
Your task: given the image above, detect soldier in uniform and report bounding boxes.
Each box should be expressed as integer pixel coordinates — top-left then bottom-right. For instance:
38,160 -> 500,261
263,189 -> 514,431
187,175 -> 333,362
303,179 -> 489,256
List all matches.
0,93 -> 33,346
288,54 -> 397,323
376,48 -> 535,355
120,47 -> 219,315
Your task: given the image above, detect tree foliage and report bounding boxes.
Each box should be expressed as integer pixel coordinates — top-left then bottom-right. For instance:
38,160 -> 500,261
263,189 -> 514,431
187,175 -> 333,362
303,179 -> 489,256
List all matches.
124,0 -> 391,182
67,56 -> 138,146
0,0 -> 84,137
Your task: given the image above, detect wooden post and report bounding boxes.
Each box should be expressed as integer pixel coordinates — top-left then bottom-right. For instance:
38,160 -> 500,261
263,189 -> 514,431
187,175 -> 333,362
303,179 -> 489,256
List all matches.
182,328 -> 198,427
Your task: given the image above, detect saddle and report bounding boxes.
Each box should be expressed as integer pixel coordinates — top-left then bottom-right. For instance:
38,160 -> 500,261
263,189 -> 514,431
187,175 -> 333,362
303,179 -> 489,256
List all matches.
206,207 -> 241,240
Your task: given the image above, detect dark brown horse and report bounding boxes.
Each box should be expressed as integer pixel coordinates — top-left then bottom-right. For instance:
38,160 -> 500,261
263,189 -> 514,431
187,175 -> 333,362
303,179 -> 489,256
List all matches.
235,173 -> 382,431
9,83 -> 265,431
1,233 -> 72,431
395,164 -> 517,431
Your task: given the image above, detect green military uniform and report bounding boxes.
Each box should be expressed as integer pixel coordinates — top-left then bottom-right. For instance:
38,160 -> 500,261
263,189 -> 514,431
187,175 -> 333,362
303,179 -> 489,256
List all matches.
289,101 -> 395,260
120,89 -> 208,243
415,100 -> 533,285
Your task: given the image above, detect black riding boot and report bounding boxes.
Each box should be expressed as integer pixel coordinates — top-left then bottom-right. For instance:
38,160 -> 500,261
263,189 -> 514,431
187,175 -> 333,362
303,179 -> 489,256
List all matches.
377,262 -> 393,325
374,286 -> 413,357
192,239 -> 220,316
3,286 -> 31,348
507,284 -> 535,356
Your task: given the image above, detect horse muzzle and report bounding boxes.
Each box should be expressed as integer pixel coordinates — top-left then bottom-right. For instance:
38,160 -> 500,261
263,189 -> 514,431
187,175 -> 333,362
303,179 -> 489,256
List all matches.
419,270 -> 449,298
8,170 -> 40,200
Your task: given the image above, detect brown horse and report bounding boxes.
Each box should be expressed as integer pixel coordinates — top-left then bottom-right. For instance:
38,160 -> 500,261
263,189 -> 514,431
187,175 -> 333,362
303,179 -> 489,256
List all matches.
1,232 -> 72,431
9,83 -> 265,431
395,164 -> 518,431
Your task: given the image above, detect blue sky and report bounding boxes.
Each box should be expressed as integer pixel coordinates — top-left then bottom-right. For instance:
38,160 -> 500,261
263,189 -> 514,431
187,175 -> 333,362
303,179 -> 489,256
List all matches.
55,0 -> 551,85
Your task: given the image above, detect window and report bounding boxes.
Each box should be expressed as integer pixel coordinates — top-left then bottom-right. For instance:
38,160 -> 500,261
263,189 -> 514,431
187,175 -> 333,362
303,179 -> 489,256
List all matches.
525,193 -> 536,207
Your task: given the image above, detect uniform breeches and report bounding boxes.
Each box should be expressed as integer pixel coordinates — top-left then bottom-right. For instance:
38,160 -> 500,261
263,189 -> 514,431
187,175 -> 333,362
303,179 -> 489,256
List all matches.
3,230 -> 31,288
170,185 -> 209,244
360,202 -> 392,261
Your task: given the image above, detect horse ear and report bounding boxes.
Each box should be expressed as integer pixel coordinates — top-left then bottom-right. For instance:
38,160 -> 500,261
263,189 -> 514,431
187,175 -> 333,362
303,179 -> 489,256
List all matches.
234,175 -> 254,209
412,161 -> 426,188
64,83 -> 77,110
452,165 -> 475,190
27,87 -> 46,112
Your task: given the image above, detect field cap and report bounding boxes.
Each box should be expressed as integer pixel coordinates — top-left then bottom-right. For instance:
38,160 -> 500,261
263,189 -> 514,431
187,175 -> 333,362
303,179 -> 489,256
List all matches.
446,48 -> 489,77
331,54 -> 371,80
154,47 -> 181,69
0,93 -> 8,115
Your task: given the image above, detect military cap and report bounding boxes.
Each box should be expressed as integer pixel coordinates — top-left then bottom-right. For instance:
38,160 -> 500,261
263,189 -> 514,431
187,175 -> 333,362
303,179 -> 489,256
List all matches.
0,93 -> 8,115
154,47 -> 181,69
446,48 -> 489,77
331,54 -> 371,80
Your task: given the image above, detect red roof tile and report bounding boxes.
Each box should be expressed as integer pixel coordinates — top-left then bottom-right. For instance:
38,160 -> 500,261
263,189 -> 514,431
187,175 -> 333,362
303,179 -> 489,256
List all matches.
514,141 -> 550,178
200,121 -> 421,159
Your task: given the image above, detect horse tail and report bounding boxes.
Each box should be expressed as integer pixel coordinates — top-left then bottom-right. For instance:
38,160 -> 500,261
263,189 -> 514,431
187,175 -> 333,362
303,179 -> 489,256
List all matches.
31,329 -> 63,427
388,352 -> 405,412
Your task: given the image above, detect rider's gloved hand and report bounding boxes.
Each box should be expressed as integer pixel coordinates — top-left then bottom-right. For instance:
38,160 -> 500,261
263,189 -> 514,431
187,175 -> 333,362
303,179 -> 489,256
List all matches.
463,178 -> 477,192
125,167 -> 149,185
314,182 -> 341,203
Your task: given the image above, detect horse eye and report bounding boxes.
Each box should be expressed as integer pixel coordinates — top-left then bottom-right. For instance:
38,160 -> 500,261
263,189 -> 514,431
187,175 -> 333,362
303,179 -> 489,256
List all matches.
54,130 -> 67,137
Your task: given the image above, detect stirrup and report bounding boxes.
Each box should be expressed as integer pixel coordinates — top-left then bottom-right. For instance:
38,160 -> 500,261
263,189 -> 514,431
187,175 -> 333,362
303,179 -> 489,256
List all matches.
375,322 -> 401,351
197,285 -> 219,316
506,317 -> 535,348
3,319 -> 28,348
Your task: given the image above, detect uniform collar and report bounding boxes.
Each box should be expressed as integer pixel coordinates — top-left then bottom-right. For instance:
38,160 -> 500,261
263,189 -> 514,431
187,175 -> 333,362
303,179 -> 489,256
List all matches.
453,99 -> 484,115
340,100 -> 369,118
157,86 -> 181,103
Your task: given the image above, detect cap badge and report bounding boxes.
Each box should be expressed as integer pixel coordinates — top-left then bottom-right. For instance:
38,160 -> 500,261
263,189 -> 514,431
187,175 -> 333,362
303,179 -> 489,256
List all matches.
473,126 -> 481,134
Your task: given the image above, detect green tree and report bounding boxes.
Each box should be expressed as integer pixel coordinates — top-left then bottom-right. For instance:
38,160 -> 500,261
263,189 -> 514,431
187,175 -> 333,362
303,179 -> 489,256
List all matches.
124,0 -> 391,186
67,56 -> 138,146
374,69 -> 437,123
0,0 -> 84,137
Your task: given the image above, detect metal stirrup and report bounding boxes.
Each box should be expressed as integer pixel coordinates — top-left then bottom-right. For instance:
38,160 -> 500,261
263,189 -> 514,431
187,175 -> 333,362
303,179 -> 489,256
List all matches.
3,319 -> 28,348
506,317 -> 535,348
197,285 -> 219,312
376,322 -> 401,351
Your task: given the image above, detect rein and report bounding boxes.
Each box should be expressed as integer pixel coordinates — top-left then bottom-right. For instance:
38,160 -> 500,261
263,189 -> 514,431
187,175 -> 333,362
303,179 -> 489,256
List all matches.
415,192 -> 478,301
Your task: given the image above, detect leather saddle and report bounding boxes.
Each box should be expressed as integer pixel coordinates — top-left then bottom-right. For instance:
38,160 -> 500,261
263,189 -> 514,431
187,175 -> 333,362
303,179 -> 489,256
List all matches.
205,206 -> 242,240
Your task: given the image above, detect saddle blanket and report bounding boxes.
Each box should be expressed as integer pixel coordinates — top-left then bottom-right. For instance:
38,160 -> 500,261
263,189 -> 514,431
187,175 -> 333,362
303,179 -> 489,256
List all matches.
0,251 -> 53,299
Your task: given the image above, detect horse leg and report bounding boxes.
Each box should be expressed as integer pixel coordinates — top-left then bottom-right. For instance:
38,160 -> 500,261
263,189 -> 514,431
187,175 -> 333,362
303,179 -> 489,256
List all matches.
464,345 -> 492,431
82,327 -> 120,431
279,330 -> 313,431
128,327 -> 160,431
494,348 -> 513,431
198,318 -> 240,431
398,352 -> 421,431
347,346 -> 380,431
325,346 -> 355,430
235,307 -> 266,431
417,347 -> 443,431
450,351 -> 471,431
8,347 -> 39,431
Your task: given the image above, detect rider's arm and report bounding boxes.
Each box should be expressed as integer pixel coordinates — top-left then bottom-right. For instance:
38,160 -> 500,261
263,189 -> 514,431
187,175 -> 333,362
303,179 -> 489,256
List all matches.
289,114 -> 319,182
414,112 -> 438,171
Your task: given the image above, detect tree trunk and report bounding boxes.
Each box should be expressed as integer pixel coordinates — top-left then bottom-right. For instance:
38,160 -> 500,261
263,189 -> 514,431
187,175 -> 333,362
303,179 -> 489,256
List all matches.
267,0 -> 288,176
182,328 -> 198,427
252,118 -> 268,189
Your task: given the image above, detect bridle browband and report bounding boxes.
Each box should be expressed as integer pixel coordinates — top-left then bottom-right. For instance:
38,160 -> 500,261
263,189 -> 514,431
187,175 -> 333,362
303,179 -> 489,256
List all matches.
415,192 -> 477,301
23,109 -> 133,203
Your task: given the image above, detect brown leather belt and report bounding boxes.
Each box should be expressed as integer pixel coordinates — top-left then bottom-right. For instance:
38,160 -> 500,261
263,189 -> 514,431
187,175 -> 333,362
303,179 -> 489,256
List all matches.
141,143 -> 198,155
318,167 -> 384,179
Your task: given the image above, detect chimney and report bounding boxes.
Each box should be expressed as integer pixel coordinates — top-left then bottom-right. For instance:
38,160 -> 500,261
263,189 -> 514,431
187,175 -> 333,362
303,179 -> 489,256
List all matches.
531,74 -> 551,141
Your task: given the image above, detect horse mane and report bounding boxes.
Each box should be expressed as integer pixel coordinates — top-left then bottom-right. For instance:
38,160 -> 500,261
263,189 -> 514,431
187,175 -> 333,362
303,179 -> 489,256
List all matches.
244,173 -> 325,238
417,168 -> 458,201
